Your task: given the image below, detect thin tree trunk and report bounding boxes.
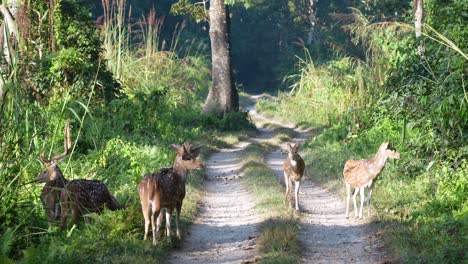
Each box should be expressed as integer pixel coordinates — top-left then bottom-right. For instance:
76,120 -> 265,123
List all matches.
414,0 -> 425,56
203,0 -> 238,115
306,0 -> 317,45
414,0 -> 424,38
0,2 -> 19,100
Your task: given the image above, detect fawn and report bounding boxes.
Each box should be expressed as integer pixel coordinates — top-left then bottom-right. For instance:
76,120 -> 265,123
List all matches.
138,143 -> 203,245
343,142 -> 400,219
284,142 -> 305,211
36,119 -> 122,228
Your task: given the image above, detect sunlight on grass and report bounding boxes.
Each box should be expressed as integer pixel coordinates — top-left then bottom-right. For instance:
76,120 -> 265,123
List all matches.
239,143 -> 300,263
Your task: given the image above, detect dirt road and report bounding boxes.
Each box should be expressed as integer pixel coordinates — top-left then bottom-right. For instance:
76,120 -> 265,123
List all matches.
170,99 -> 387,263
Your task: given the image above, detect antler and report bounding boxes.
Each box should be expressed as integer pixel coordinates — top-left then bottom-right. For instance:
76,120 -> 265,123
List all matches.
52,119 -> 72,161
183,143 -> 201,158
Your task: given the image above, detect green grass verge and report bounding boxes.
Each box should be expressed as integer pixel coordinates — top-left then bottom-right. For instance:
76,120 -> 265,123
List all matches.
240,142 -> 300,264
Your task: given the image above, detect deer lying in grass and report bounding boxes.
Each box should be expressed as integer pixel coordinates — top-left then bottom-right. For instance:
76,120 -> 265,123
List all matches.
138,143 -> 203,245
284,142 -> 305,211
36,119 -> 122,228
60,179 -> 123,229
343,142 -> 400,219
36,119 -> 72,224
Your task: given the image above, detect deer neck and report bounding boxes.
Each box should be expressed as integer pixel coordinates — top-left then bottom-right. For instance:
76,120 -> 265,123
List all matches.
49,166 -> 67,184
173,161 -> 187,181
367,152 -> 388,178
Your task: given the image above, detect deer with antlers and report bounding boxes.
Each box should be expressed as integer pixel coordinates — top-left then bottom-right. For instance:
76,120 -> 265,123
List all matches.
138,143 -> 204,245
284,142 -> 305,211
344,142 -> 400,219
36,119 -> 72,224
36,119 -> 122,228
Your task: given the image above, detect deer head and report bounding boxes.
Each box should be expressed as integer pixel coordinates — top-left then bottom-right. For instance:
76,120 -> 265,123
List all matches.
171,143 -> 204,171
378,142 -> 400,160
36,119 -> 72,183
286,142 -> 302,161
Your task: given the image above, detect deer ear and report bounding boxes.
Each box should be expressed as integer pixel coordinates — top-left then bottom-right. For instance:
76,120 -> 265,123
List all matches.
170,144 -> 182,152
286,143 -> 293,151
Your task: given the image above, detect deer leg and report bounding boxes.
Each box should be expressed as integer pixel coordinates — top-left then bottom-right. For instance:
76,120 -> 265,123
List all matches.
156,208 -> 164,238
150,198 -> 161,245
141,200 -> 150,241
294,180 -> 301,211
175,202 -> 182,239
71,203 -> 81,226
165,209 -> 172,243
284,172 -> 290,205
53,200 -> 61,222
352,187 -> 359,218
359,186 -> 365,219
60,202 -> 69,230
367,187 -> 373,216
151,208 -> 161,246
345,183 -> 351,218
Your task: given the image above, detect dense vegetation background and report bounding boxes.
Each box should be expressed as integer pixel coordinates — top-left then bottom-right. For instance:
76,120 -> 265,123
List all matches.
0,0 -> 466,262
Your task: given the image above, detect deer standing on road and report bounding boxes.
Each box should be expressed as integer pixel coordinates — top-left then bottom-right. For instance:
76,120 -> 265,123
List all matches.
343,142 -> 400,219
138,143 -> 203,245
284,142 -> 305,211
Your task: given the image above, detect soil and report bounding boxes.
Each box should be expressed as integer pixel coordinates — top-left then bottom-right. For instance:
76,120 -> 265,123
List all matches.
169,97 -> 388,263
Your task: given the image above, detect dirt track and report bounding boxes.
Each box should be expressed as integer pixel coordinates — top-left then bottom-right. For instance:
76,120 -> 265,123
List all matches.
170,98 -> 387,263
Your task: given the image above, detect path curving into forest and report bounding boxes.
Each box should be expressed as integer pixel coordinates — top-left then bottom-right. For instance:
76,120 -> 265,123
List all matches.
170,96 -> 388,263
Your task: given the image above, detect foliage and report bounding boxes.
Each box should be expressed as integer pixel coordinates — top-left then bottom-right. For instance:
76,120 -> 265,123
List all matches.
25,0 -> 119,104
0,0 -> 254,261
256,1 -> 467,262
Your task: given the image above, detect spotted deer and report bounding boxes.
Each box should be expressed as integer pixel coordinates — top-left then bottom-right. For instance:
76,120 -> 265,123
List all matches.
344,142 -> 400,219
36,119 -> 122,228
60,179 -> 122,229
138,143 -> 204,245
284,142 -> 305,211
36,119 -> 72,224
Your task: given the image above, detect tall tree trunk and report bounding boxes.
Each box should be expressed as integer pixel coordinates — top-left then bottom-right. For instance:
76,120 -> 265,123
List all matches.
414,0 -> 425,56
414,0 -> 424,38
203,0 -> 238,115
0,1 -> 20,100
306,0 -> 317,45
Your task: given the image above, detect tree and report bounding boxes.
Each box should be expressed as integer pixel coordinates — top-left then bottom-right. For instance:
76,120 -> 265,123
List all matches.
413,0 -> 425,56
288,0 -> 318,45
172,0 -> 238,115
203,0 -> 238,115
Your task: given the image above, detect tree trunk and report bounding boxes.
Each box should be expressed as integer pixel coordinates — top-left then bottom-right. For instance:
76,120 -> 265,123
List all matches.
306,0 -> 317,45
203,0 -> 238,115
414,0 -> 425,57
414,0 -> 424,38
0,1 -> 20,100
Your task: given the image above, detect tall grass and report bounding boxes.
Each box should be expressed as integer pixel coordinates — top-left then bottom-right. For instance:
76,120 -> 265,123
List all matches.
100,0 -> 209,98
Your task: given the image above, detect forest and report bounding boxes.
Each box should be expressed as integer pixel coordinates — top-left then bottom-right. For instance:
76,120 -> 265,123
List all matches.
0,0 -> 466,263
